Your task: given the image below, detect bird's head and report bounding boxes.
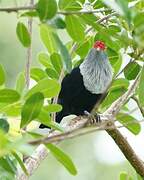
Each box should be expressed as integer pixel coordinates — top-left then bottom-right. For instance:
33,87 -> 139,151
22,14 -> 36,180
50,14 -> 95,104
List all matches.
93,40 -> 106,51
80,40 -> 113,94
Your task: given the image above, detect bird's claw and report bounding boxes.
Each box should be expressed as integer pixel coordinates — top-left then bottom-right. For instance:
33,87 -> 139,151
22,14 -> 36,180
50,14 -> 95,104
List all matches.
84,111 -> 101,125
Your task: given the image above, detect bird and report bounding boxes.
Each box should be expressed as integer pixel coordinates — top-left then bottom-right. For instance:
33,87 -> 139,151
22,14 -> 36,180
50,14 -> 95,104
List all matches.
40,40 -> 113,128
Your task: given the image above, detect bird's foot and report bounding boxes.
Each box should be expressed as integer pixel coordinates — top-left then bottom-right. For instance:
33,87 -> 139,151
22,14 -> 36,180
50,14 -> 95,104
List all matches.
84,111 -> 101,125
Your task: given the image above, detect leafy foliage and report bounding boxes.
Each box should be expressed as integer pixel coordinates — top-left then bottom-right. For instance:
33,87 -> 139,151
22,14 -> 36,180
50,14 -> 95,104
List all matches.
0,64 -> 5,86
36,0 -> 57,21
16,22 -> 31,47
0,0 -> 144,178
45,143 -> 77,175
21,92 -> 44,128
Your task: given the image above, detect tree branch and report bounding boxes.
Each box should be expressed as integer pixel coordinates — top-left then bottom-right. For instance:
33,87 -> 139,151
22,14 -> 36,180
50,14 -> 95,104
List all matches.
16,72 -> 144,178
16,144 -> 48,180
70,12 -> 117,58
0,5 -> 110,14
25,1 -> 34,89
0,5 -> 34,13
106,127 -> 144,176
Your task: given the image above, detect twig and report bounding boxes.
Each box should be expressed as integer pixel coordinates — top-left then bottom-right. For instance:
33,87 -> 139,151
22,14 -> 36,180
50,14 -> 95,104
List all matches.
17,72 -> 144,178
52,69 -> 65,121
25,0 -> 34,88
104,73 -> 140,117
16,144 -> 48,180
29,106 -> 143,145
0,5 -> 34,12
0,5 -> 110,14
86,12 -> 118,34
107,127 -> 144,177
132,96 -> 144,117
70,12 -> 117,57
57,9 -> 111,15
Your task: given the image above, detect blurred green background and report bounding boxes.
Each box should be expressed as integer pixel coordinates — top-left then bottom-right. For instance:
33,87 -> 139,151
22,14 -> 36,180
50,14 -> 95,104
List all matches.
0,1 -> 137,180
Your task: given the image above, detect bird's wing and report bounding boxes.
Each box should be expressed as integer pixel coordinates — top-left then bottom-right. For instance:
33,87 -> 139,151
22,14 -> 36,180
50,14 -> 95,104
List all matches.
58,67 -> 84,104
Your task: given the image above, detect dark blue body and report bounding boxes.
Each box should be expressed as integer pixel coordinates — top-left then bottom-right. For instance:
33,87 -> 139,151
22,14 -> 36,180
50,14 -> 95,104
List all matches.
56,67 -> 102,123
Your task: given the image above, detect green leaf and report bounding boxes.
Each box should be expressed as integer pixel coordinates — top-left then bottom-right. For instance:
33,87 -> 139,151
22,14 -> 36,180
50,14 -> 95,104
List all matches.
16,22 -> 31,47
21,92 -> 44,128
30,68 -> 47,82
101,79 -> 129,109
103,0 -> 131,23
0,117 -> 9,133
116,0 -> 131,23
25,79 -> 60,99
133,12 -> 144,28
26,131 -> 43,139
36,0 -> 57,21
40,24 -> 58,54
45,143 -> 77,175
135,1 -> 144,11
133,12 -> 144,48
0,102 -> 21,117
119,171 -> 133,180
0,89 -> 20,103
110,78 -> 129,91
117,113 -> 141,135
76,38 -> 92,58
108,25 -> 121,34
0,64 -> 5,86
59,0 -> 83,10
136,173 -> 143,180
0,156 -> 17,174
138,66 -> 144,107
38,108 -> 51,123
94,32 -> 121,52
15,72 -> 25,94
65,15 -> 85,42
38,108 -> 63,132
38,52 -> 52,68
80,14 -> 98,26
100,88 -> 127,110
20,10 -> 38,17
12,151 -> 28,175
53,33 -> 72,72
45,68 -> 59,79
50,16 -> 66,29
124,62 -> 141,80
94,0 -> 105,9
44,104 -> 62,112
45,121 -> 64,132
108,48 -> 122,75
50,53 -> 63,74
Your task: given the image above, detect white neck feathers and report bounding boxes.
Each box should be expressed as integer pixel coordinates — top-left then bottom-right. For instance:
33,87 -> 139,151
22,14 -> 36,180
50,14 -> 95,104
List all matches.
80,48 -> 113,94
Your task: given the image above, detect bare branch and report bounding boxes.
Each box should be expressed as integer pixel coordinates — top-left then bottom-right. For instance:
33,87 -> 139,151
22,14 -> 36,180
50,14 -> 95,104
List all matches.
25,1 -> 34,89
0,5 -> 34,13
0,5 -> 110,14
104,73 -> 140,117
17,144 -> 48,180
107,127 -> 144,177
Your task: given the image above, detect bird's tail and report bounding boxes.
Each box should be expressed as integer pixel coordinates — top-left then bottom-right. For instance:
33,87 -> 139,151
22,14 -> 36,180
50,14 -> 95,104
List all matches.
56,109 -> 70,123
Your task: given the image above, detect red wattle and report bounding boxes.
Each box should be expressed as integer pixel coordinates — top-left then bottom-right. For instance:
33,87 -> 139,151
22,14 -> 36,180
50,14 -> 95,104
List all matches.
93,40 -> 106,50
